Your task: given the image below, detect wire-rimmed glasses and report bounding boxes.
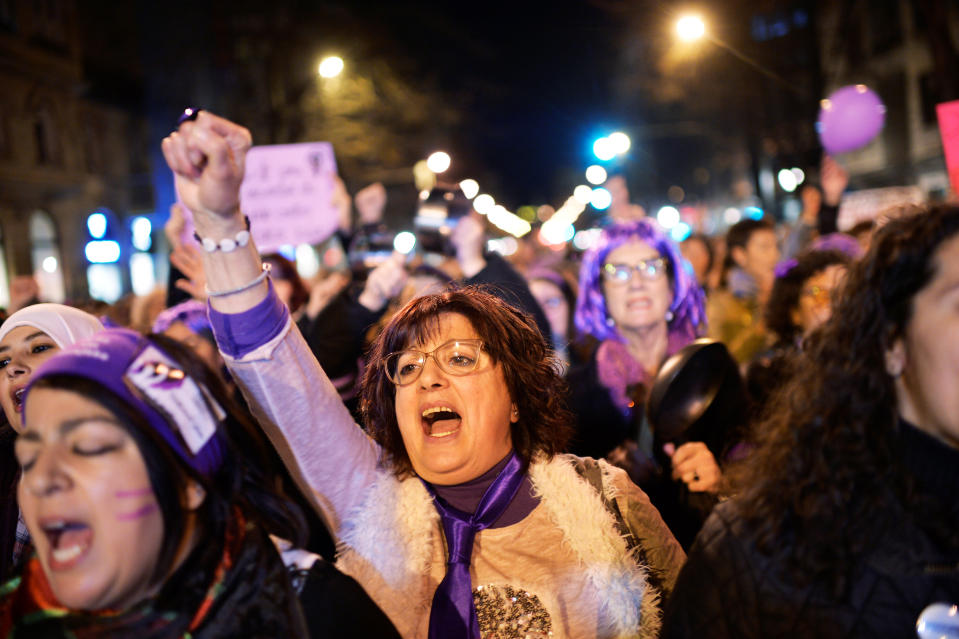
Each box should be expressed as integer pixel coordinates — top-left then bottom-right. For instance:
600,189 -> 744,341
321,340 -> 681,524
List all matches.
383,339 -> 484,386
602,257 -> 668,284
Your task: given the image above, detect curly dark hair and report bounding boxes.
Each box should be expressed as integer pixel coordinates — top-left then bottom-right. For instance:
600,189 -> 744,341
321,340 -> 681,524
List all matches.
361,286 -> 573,478
728,203 -> 959,597
765,249 -> 851,345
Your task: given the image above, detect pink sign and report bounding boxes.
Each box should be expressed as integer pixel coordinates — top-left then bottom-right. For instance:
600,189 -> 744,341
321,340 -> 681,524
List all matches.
176,142 -> 339,253
936,100 -> 959,196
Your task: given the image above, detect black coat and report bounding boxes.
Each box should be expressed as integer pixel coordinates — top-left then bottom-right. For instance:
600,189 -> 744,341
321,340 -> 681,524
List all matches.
662,423 -> 959,638
566,352 -> 719,550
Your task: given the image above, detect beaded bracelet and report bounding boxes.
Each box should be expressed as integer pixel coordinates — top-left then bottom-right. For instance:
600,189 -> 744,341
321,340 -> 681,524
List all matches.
206,263 -> 271,298
194,216 -> 251,253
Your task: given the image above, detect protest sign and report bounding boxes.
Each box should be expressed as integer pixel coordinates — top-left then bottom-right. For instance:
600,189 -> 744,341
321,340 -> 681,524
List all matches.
936,100 -> 959,196
176,142 -> 339,253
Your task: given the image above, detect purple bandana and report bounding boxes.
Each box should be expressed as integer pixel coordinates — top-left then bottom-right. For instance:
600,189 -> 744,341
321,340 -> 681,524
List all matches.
25,328 -> 225,477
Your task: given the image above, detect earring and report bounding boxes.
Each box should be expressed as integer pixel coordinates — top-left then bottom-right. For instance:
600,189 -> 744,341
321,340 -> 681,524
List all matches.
665,310 -> 674,322
605,316 -> 615,327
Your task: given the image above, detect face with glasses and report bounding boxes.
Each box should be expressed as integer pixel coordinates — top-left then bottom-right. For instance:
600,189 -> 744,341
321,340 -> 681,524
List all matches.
601,240 -> 674,334
791,264 -> 846,336
389,313 -> 516,485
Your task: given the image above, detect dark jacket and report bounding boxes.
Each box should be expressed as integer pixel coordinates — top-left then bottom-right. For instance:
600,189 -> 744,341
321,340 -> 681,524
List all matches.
662,423 -> 959,638
566,351 -> 720,550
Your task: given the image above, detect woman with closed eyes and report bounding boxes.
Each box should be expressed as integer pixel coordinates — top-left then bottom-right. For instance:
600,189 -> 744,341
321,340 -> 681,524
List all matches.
0,329 -> 399,637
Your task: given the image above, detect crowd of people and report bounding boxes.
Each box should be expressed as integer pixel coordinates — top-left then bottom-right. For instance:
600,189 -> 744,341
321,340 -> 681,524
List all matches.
0,108 -> 953,638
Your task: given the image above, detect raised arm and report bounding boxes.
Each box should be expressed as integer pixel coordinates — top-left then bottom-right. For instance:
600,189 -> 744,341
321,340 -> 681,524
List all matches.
161,111 -> 266,313
161,111 -> 381,534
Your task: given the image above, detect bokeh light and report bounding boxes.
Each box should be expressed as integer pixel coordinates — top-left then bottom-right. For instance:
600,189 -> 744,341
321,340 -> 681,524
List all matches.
393,231 -> 416,254
585,165 -> 608,185
608,132 -> 631,154
318,56 -> 344,78
473,193 -> 495,214
573,185 -> 594,205
459,179 -> 479,199
87,212 -> 107,239
590,187 -> 612,210
677,15 -> 706,42
777,169 -> 798,192
657,205 -> 680,229
426,151 -> 451,173
592,137 -> 616,161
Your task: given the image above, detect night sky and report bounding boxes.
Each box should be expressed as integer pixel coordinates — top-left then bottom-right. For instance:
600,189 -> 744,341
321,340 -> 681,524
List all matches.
82,1 -> 817,217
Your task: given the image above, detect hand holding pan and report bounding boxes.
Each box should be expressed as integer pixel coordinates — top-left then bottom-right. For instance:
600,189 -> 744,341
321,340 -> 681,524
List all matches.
646,339 -> 748,460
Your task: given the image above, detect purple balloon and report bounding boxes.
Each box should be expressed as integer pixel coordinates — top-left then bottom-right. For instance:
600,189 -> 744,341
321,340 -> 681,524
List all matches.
817,85 -> 886,154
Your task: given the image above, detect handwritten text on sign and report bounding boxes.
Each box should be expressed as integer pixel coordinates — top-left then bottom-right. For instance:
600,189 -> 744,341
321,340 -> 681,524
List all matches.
238,142 -> 339,253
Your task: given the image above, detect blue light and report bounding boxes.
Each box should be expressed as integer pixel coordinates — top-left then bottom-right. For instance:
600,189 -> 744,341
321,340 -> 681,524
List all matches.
87,212 -> 107,239
590,187 -> 612,210
745,206 -> 764,220
278,245 -> 296,261
670,222 -> 692,242
85,240 -> 121,263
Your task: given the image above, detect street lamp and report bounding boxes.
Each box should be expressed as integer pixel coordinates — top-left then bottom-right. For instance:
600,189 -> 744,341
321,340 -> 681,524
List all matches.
585,165 -> 607,185
608,131 -> 631,154
676,15 -> 706,42
426,151 -> 451,173
318,56 -> 344,78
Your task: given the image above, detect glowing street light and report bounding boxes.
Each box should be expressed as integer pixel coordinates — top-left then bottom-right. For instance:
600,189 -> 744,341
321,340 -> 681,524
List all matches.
459,179 -> 480,199
676,15 -> 706,42
590,187 -> 612,210
585,165 -> 607,185
573,184 -> 594,205
473,194 -> 495,214
318,56 -> 344,78
608,132 -> 631,154
656,205 -> 680,229
426,151 -> 451,173
592,137 -> 617,161
777,169 -> 798,193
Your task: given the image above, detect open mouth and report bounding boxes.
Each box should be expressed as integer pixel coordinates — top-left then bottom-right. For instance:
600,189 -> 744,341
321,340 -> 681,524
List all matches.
42,520 -> 93,569
12,388 -> 24,412
626,298 -> 653,310
421,406 -> 462,438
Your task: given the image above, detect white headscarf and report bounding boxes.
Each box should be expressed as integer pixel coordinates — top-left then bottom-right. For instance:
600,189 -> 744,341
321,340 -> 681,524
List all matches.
0,303 -> 104,348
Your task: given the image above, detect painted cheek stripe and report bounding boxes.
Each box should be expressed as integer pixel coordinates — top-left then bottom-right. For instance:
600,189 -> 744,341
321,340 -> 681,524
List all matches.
117,503 -> 159,521
114,488 -> 153,498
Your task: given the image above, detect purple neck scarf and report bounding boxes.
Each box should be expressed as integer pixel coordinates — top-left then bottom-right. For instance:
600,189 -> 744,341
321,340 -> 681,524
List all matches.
422,451 -> 527,639
596,330 -> 690,417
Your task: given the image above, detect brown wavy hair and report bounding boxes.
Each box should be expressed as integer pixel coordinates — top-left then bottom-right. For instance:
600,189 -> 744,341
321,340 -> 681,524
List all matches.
728,203 -> 959,596
361,286 -> 573,478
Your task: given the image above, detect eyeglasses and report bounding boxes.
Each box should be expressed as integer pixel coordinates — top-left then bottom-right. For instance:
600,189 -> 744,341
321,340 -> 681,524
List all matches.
801,285 -> 832,306
602,258 -> 668,283
537,296 -> 566,309
384,339 -> 484,386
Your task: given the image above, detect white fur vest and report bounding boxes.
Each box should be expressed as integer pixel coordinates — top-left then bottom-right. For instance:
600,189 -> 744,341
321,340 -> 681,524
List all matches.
336,454 -> 660,639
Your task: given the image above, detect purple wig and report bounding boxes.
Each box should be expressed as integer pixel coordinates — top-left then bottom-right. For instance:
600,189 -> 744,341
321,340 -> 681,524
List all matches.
575,219 -> 706,342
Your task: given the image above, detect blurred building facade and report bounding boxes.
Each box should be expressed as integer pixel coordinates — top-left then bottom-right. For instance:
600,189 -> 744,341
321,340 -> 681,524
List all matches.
816,0 -> 957,199
0,0 -> 153,307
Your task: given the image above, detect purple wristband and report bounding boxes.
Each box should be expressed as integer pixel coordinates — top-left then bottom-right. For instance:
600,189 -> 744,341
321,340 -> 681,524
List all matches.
207,279 -> 290,359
